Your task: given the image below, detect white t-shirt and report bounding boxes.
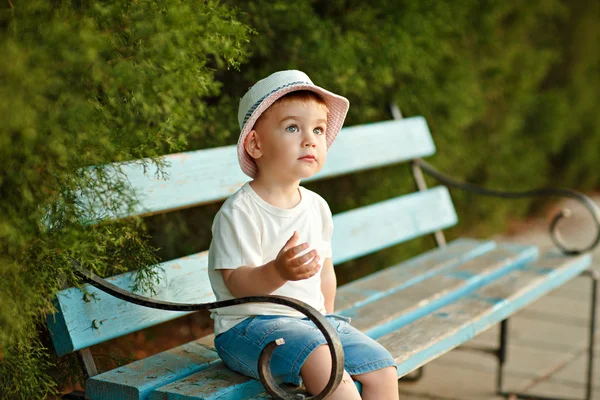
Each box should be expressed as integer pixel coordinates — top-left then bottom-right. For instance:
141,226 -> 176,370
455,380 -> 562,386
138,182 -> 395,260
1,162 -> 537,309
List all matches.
208,182 -> 333,336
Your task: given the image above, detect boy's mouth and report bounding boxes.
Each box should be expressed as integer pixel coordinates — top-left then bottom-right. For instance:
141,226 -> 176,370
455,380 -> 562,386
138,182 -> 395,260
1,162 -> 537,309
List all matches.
299,155 -> 316,161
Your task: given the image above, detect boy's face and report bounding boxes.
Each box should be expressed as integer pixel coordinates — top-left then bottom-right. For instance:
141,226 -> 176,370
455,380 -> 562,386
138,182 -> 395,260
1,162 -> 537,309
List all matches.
249,99 -> 328,182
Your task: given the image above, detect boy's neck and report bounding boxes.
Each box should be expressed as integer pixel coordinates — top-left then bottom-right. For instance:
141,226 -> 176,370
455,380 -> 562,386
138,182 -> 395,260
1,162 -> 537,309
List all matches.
249,179 -> 302,209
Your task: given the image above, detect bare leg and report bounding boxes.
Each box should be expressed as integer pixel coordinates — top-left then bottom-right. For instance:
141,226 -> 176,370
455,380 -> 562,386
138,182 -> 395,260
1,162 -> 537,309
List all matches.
353,366 -> 399,400
301,345 -> 361,400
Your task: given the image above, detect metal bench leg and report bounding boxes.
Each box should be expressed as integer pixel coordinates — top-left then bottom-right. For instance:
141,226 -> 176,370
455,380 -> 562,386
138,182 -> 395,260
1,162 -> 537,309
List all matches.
59,349 -> 97,399
497,269 -> 598,400
399,367 -> 424,382
496,318 -> 509,395
583,269 -> 597,400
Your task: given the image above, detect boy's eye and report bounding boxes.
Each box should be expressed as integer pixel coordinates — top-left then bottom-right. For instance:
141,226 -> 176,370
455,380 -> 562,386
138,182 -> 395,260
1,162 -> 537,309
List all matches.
285,125 -> 299,133
314,127 -> 325,135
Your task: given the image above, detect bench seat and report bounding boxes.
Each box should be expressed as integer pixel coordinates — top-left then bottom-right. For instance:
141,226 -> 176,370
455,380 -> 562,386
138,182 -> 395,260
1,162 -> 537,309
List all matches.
83,239 -> 591,400
47,116 -> 599,400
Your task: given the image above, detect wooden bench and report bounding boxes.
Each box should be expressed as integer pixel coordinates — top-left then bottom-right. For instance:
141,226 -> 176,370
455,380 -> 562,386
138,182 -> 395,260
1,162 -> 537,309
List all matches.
47,112 -> 600,400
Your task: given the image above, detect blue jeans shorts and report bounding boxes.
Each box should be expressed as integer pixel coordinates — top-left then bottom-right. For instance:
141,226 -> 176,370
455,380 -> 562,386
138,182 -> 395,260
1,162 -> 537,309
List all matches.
214,315 -> 396,386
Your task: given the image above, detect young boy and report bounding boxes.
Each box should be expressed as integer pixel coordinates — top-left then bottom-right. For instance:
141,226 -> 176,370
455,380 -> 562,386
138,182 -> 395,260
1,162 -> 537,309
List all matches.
208,70 -> 399,399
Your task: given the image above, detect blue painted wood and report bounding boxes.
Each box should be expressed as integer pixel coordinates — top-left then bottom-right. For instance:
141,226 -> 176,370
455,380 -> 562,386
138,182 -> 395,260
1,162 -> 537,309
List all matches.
147,243 -> 538,400
46,252 -> 214,356
81,117 -> 435,221
45,298 -> 75,360
48,186 -> 455,355
46,110 -> 591,400
84,239 -> 494,398
86,342 -> 220,400
147,365 -> 265,400
83,239 -> 494,399
334,238 -> 496,311
346,244 -> 538,338
152,250 -> 589,400
307,116 -> 435,181
332,186 -> 457,264
378,251 -> 592,378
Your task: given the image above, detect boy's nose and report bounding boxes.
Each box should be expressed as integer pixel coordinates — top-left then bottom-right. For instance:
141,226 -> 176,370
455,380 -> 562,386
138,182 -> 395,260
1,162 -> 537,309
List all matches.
302,135 -> 316,147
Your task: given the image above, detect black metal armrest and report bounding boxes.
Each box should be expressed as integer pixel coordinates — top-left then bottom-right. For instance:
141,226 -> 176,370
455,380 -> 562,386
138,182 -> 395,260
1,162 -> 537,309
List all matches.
413,158 -> 600,255
71,261 -> 343,400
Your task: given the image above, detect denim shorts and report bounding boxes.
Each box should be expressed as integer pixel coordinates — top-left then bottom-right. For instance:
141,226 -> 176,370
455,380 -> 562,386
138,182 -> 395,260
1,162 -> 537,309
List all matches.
214,315 -> 396,386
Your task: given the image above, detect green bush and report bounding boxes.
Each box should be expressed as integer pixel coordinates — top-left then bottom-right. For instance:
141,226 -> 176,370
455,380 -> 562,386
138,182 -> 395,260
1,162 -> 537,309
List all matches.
154,0 -> 600,277
0,1 -> 250,398
2,0 -> 599,397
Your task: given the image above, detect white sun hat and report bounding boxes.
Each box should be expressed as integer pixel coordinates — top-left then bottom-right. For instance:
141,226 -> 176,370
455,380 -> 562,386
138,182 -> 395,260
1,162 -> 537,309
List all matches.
237,70 -> 350,178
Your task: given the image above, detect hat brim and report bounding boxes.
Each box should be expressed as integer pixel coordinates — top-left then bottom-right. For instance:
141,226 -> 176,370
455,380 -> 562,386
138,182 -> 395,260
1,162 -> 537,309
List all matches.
237,84 -> 349,179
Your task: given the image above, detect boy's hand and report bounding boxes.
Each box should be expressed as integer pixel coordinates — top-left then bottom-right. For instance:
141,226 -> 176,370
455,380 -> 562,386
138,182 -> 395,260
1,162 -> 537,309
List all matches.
273,231 -> 320,281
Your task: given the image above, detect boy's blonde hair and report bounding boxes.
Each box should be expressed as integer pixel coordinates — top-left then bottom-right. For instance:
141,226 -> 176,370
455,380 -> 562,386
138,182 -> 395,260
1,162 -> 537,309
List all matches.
254,90 -> 328,128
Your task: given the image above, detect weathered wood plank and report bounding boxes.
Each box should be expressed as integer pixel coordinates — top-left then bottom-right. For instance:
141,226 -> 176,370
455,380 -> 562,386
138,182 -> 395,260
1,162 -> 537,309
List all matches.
334,238 -> 496,311
47,252 -> 214,356
49,186 -> 456,356
85,117 -> 435,220
81,239 -> 487,397
145,243 -> 537,400
86,342 -> 220,400
87,239 -> 496,398
308,116 -> 435,181
148,240 -> 497,349
377,251 -> 592,378
148,364 -> 264,400
346,244 -> 538,337
332,186 -> 457,264
171,251 -> 589,400
99,247 -> 587,400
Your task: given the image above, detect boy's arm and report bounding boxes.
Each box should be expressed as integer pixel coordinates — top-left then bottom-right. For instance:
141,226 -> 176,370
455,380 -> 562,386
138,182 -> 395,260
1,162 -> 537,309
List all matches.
221,231 -> 321,297
321,258 -> 336,313
220,262 -> 286,297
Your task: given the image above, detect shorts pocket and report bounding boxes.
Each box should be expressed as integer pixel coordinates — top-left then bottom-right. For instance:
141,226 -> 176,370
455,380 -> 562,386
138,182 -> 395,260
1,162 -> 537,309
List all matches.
243,316 -> 290,347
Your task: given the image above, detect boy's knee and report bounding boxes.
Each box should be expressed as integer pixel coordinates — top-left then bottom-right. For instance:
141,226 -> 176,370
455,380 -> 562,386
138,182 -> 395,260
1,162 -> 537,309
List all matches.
301,345 -> 361,399
302,345 -> 332,375
354,366 -> 397,385
301,345 -> 337,389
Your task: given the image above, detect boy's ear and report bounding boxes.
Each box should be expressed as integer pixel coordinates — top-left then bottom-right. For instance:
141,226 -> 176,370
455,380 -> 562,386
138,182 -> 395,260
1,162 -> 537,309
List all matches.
244,130 -> 263,160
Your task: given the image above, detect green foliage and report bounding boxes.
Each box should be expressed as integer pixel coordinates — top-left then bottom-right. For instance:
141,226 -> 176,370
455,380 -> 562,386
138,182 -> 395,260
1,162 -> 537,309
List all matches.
0,0 -> 251,398
2,0 -> 599,397
151,0 -> 599,279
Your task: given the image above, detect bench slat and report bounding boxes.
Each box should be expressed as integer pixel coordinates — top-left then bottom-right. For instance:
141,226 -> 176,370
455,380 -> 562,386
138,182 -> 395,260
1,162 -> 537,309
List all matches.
146,243 -> 537,400
48,186 -> 456,355
84,239 -> 494,399
86,343 -> 220,400
85,117 -> 435,220
85,238 -> 493,399
47,252 -> 213,356
150,250 -> 590,400
143,238 -> 498,350
379,251 -> 592,378
332,186 -> 457,264
148,364 -> 265,400
346,244 -> 537,337
334,238 -> 496,311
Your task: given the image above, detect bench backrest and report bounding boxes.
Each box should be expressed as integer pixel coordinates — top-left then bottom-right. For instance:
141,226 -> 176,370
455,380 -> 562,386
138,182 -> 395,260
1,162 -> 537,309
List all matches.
47,116 -> 458,356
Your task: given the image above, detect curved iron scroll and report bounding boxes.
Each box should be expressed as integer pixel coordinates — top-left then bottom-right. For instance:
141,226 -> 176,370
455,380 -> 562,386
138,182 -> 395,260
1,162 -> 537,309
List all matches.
413,158 -> 600,255
72,261 -> 344,399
